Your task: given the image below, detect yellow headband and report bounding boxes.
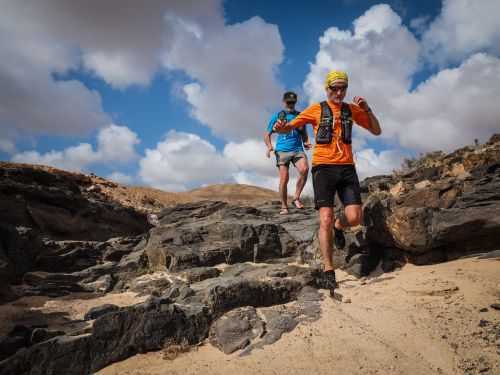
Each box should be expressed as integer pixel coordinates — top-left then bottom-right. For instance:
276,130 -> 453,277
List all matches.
325,70 -> 348,88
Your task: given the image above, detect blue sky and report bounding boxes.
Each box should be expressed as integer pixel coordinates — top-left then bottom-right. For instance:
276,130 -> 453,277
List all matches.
1,0 -> 499,191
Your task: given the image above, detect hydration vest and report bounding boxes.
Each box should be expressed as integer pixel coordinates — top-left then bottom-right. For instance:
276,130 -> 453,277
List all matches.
277,110 -> 307,141
316,101 -> 353,145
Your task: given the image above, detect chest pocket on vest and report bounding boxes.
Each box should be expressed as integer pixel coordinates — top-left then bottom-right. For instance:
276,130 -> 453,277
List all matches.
315,102 -> 352,145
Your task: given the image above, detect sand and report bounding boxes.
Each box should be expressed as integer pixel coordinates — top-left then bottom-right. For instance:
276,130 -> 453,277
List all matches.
99,257 -> 500,375
0,292 -> 146,336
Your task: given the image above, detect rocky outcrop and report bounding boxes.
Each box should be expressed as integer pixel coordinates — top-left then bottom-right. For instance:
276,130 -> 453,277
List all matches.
0,163 -> 149,242
0,261 -> 322,374
1,135 -> 499,374
0,192 -> 325,373
144,202 -> 305,271
0,163 -> 150,298
363,135 -> 500,265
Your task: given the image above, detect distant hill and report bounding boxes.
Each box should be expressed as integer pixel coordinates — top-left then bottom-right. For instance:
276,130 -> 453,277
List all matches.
0,162 -> 280,212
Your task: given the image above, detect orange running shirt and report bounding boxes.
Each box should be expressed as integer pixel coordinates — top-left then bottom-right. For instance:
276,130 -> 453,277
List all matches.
288,100 -> 371,166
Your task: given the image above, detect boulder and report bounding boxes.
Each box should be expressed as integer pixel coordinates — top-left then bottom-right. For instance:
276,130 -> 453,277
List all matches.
145,203 -> 300,272
209,306 -> 264,354
0,163 -> 149,242
84,304 -> 120,321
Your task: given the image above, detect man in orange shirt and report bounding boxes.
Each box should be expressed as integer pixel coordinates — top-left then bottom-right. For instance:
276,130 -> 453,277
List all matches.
274,70 -> 381,295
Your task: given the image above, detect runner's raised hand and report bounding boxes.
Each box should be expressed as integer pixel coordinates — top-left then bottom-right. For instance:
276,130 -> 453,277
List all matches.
353,96 -> 370,111
273,119 -> 287,132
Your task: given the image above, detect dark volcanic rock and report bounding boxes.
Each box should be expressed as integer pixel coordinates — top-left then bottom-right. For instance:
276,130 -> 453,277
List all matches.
364,164 -> 500,263
0,163 -> 149,242
1,136 -> 500,372
129,274 -> 172,296
30,328 -> 65,345
162,280 -> 194,301
302,227 -> 381,278
23,271 -> 86,297
209,306 -> 264,354
0,334 -> 27,362
0,275 -> 314,374
179,266 -> 221,283
0,224 -> 42,282
145,202 -> 300,272
84,304 -> 120,321
36,240 -> 104,273
0,325 -> 32,361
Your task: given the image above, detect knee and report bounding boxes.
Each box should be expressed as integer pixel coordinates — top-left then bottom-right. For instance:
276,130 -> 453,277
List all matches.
299,167 -> 309,177
280,174 -> 289,185
346,210 -> 363,226
320,213 -> 333,230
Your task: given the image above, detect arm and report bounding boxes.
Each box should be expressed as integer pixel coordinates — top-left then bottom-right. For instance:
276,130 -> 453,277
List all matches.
366,110 -> 381,135
352,96 -> 382,136
265,115 -> 278,157
264,131 -> 274,158
273,104 -> 319,133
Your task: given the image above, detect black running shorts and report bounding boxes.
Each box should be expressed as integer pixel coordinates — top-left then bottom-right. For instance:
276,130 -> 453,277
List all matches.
311,164 -> 362,209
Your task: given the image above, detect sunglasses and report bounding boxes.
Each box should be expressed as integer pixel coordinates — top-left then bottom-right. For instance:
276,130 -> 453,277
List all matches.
328,85 -> 348,92
285,100 -> 297,105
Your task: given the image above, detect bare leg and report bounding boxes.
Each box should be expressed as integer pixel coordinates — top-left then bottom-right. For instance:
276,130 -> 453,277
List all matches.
293,157 -> 309,204
319,207 -> 334,271
278,165 -> 289,210
334,204 -> 363,230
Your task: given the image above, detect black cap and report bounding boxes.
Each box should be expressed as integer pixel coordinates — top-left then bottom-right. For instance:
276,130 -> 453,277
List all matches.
283,91 -> 298,102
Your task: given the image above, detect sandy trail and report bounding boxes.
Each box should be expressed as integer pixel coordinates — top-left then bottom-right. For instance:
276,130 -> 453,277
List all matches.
99,257 -> 500,375
0,292 -> 146,336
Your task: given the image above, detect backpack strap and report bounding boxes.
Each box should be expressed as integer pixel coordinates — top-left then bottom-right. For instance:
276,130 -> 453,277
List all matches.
285,110 -> 307,141
270,110 -> 288,134
320,101 -> 333,123
275,110 -> 305,139
340,103 -> 353,144
316,101 -> 334,144
277,110 -> 288,122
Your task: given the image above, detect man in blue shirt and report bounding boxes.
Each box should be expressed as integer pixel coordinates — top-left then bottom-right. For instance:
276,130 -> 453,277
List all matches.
264,91 -> 311,214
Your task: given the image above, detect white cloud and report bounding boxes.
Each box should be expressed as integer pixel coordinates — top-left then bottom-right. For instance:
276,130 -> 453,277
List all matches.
11,125 -> 139,171
303,4 -> 422,159
390,53 -> 500,151
1,0 -> 223,88
107,172 -> 134,185
223,139 -> 276,177
0,0 -> 224,148
232,171 -> 278,191
303,3 -> 500,158
137,133 -> 315,195
0,44 -> 110,137
0,1 -> 109,138
422,0 -> 500,66
233,170 -> 314,198
96,124 -> 139,162
353,3 -> 403,36
224,139 -> 314,196
163,15 -> 284,141
304,4 -> 420,107
355,148 -> 407,180
12,144 -> 98,172
138,131 -> 236,191
409,15 -> 431,35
